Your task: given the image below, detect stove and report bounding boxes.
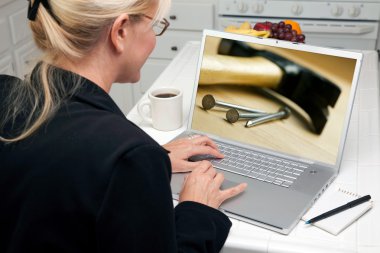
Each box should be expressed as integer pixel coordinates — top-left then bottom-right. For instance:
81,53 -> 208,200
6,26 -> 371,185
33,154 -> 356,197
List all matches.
217,0 -> 380,50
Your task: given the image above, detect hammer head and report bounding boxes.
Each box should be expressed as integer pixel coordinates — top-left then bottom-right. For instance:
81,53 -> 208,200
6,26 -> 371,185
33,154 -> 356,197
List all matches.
218,39 -> 341,134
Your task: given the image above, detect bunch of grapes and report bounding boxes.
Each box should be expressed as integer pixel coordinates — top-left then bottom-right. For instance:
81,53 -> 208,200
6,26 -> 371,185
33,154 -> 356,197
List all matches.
269,21 -> 305,43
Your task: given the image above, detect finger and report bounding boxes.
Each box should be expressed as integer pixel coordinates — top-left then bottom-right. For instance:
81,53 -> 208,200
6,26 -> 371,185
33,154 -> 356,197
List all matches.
184,174 -> 189,184
179,160 -> 206,172
193,160 -> 213,174
213,172 -> 225,188
187,134 -> 201,141
191,135 -> 219,149
174,160 -> 207,173
189,145 -> 224,159
180,174 -> 190,194
204,165 -> 217,178
219,183 -> 248,202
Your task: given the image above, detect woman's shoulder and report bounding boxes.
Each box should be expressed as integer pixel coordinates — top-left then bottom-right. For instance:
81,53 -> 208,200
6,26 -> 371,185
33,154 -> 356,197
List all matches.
0,75 -> 22,109
0,74 -> 21,82
0,74 -> 22,92
53,105 -> 160,156
98,113 -> 157,147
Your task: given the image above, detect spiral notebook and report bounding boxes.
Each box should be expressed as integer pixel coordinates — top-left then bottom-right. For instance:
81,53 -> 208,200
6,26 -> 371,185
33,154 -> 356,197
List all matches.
302,187 -> 373,235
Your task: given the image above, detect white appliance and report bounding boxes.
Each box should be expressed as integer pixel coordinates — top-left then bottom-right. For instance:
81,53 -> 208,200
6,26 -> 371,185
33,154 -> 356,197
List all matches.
217,0 -> 380,50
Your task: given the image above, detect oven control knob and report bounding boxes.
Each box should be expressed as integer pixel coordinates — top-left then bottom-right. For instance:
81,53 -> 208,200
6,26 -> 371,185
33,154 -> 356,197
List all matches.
252,2 -> 264,14
291,4 -> 303,16
237,1 -> 248,13
331,5 -> 343,17
348,5 -> 361,18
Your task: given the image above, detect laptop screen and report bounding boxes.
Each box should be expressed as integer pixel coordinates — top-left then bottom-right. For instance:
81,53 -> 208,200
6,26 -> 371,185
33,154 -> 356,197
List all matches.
190,32 -> 361,166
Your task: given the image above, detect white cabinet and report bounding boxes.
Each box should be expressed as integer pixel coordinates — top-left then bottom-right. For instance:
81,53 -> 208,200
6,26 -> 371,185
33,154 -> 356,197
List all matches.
167,2 -> 214,31
0,17 -> 12,55
151,30 -> 203,59
139,59 -> 171,93
9,7 -> 31,45
109,84 -> 135,115
0,0 -> 41,79
128,0 -> 217,113
14,41 -> 42,78
132,58 -> 171,100
0,0 -> 12,8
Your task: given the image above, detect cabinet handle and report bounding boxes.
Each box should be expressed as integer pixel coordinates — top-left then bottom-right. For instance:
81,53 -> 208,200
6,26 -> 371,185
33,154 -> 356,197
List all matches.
169,15 -> 177,20
171,46 -> 178,51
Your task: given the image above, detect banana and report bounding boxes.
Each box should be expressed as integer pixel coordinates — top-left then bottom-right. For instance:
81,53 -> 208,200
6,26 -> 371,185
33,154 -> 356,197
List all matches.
225,21 -> 271,38
239,21 -> 251,30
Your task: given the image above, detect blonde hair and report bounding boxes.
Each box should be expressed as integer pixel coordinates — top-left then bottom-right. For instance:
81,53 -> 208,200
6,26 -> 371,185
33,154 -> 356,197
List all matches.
0,0 -> 171,143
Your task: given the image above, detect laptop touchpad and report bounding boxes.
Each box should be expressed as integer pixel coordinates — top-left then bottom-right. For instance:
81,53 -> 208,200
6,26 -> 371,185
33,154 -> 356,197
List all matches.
221,179 -> 239,190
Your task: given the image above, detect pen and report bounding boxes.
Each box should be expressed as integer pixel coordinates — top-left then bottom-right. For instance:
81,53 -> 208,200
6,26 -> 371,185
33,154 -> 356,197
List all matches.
305,195 -> 371,224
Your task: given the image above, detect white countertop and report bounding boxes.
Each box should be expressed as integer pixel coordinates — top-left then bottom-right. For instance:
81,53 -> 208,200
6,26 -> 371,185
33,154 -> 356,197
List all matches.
127,41 -> 380,253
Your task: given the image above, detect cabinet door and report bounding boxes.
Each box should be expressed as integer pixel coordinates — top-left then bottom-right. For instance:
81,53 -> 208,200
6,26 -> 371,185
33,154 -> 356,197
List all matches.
9,7 -> 31,44
133,58 -> 170,102
0,54 -> 14,75
111,57 -> 170,114
0,0 -> 13,8
109,84 -> 135,116
167,2 -> 214,30
14,41 -> 42,78
0,17 -> 12,55
151,30 -> 202,59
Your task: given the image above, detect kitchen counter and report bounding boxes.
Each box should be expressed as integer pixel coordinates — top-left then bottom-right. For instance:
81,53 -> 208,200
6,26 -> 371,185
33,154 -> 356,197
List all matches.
127,41 -> 380,253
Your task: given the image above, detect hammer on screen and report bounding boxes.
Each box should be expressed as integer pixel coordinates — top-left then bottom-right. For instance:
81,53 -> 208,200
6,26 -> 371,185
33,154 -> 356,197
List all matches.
199,39 -> 341,134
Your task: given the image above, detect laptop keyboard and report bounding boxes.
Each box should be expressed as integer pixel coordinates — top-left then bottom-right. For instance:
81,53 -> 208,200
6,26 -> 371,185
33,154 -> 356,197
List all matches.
211,141 -> 308,188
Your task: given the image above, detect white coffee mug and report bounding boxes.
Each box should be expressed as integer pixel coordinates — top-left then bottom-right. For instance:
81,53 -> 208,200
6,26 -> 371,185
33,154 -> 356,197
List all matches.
137,87 -> 183,131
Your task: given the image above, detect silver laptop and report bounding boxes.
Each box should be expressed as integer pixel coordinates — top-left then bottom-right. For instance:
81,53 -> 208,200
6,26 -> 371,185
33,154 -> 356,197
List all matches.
170,30 -> 363,234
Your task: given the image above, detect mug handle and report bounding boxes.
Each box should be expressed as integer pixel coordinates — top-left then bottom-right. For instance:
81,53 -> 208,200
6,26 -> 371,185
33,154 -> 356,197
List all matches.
137,100 -> 153,124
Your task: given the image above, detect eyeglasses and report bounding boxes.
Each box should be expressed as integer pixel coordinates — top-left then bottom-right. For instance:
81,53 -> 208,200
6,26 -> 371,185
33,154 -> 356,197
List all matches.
142,15 -> 170,36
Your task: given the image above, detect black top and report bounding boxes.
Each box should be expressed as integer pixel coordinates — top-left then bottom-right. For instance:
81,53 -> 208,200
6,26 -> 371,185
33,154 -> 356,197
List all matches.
0,71 -> 231,253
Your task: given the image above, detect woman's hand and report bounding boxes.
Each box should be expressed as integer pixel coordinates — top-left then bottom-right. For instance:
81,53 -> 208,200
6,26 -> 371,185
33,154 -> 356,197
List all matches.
163,135 -> 224,173
179,161 -> 247,209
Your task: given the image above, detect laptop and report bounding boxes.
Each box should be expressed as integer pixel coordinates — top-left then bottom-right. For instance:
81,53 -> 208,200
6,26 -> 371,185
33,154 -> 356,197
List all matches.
170,29 -> 363,235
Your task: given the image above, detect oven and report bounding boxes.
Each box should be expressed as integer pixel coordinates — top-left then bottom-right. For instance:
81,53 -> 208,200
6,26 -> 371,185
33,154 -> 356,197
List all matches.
217,0 -> 380,50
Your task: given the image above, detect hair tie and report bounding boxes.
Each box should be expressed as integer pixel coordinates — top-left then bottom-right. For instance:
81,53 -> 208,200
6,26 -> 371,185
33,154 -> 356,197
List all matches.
27,0 -> 53,21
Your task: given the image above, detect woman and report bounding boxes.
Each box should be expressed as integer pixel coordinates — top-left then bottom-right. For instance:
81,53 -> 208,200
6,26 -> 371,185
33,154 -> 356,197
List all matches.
0,0 -> 247,252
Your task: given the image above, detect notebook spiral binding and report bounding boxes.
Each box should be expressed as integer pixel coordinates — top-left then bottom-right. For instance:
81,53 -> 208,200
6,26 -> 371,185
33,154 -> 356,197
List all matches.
338,188 -> 360,198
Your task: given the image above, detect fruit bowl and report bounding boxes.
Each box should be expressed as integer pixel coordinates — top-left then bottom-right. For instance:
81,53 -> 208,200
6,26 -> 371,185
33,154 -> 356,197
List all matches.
225,20 -> 306,43
254,20 -> 306,43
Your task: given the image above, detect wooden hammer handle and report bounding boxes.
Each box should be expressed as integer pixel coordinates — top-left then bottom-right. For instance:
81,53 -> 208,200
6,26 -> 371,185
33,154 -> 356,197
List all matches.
199,54 -> 283,89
